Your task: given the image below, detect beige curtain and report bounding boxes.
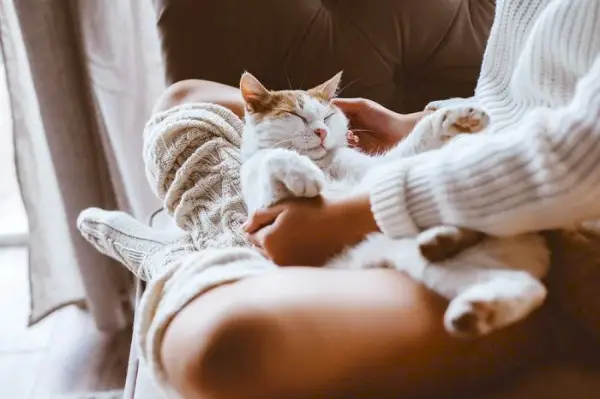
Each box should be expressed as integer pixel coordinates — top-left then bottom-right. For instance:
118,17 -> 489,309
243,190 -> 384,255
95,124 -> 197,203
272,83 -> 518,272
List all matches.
0,0 -> 164,331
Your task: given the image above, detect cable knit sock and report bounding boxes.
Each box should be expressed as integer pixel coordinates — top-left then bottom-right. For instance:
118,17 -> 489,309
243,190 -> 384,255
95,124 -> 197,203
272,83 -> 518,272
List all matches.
77,208 -> 188,280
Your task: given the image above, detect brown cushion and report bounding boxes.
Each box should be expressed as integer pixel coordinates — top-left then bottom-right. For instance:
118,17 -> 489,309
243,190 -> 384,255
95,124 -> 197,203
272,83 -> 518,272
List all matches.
153,0 -> 494,112
545,226 -> 600,345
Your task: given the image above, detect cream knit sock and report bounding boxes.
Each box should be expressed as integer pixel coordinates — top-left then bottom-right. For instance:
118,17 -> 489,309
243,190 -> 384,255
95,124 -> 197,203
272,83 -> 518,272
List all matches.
77,208 -> 193,281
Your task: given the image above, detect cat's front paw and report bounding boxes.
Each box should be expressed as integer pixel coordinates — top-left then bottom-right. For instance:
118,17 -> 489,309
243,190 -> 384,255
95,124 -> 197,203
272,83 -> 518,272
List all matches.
268,154 -> 325,199
439,106 -> 490,140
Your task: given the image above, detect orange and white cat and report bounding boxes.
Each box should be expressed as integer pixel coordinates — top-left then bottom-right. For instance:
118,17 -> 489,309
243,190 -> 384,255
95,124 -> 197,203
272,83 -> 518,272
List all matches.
240,71 -> 549,338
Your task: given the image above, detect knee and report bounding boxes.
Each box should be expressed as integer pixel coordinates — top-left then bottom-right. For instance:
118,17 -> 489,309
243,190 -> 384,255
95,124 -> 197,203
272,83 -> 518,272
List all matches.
152,79 -> 244,117
153,80 -> 204,113
161,296 -> 281,399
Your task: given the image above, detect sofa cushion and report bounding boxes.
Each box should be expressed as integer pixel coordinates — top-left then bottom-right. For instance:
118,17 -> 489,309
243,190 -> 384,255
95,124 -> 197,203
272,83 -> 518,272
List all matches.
153,0 -> 494,112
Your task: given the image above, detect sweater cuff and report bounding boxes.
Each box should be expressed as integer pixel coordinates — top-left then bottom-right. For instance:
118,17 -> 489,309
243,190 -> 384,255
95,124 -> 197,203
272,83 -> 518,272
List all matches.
368,159 -> 442,238
369,164 -> 419,238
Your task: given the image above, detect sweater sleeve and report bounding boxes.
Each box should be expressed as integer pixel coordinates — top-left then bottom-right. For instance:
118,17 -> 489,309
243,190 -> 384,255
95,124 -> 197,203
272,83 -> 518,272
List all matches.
369,54 -> 600,238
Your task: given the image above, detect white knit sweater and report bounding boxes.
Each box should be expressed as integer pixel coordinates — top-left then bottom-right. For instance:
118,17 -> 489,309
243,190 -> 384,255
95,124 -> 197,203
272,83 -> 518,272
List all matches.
370,0 -> 600,238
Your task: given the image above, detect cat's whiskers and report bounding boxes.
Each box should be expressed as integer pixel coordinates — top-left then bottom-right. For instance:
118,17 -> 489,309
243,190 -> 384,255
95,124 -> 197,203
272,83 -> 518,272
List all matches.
266,135 -> 326,158
268,138 -> 297,147
335,77 -> 361,97
300,73 -> 308,90
284,65 -> 293,90
267,130 -> 321,151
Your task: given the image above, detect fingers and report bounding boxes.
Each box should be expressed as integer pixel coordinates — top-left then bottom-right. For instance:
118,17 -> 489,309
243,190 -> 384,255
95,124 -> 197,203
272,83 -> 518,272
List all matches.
346,130 -> 360,147
244,206 -> 284,234
346,129 -> 380,153
245,213 -> 274,258
332,97 -> 367,115
246,231 -> 269,258
245,231 -> 260,247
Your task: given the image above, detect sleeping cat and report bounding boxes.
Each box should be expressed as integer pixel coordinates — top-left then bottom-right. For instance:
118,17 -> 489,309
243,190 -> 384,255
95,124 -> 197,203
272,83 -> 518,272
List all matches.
239,71 -> 550,338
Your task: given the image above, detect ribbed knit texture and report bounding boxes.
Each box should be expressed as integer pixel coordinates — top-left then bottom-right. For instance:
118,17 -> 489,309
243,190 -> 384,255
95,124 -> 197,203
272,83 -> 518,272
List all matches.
370,0 -> 600,237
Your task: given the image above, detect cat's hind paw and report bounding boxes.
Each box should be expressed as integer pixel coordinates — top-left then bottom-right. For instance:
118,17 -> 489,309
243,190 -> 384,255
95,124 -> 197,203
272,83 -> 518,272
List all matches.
440,106 -> 490,139
444,298 -> 499,338
417,226 -> 485,262
444,276 -> 547,338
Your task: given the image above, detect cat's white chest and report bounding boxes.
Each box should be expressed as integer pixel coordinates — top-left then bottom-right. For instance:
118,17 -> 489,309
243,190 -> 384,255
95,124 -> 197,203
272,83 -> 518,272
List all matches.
322,177 -> 354,200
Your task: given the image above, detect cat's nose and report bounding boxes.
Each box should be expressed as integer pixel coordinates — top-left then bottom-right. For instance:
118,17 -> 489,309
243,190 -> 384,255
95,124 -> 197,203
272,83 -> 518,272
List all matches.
314,128 -> 327,141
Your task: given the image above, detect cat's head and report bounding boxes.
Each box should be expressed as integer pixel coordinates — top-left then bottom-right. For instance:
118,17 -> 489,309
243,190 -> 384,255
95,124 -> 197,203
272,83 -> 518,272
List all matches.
240,71 -> 348,160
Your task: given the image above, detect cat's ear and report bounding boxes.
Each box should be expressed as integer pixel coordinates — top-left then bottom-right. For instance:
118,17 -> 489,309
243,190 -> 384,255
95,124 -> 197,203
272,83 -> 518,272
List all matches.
240,72 -> 270,112
309,71 -> 343,101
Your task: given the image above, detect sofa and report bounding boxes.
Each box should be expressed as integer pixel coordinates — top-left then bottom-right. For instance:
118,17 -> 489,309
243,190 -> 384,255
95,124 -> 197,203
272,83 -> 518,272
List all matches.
124,1 -> 600,398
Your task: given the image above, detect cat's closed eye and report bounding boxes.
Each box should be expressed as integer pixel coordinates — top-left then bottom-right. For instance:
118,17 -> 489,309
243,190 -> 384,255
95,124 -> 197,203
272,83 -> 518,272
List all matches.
286,112 -> 308,124
324,113 -> 335,122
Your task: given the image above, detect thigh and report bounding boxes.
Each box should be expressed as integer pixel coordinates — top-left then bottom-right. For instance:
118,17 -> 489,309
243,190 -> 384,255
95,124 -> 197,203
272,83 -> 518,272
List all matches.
153,79 -> 244,116
166,267 -> 552,399
243,268 -> 550,397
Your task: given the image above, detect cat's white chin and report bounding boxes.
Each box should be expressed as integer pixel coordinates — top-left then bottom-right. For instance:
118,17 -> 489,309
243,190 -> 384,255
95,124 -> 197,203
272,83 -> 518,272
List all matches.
305,146 -> 328,161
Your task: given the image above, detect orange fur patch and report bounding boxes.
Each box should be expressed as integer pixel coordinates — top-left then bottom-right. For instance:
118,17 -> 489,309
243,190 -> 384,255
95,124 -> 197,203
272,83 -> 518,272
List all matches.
241,71 -> 340,119
248,87 -> 333,122
250,91 -> 305,121
306,88 -> 330,103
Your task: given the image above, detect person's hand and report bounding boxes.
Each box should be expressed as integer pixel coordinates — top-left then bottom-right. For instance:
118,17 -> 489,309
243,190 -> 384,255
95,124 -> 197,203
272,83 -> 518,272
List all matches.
334,98 -> 431,154
244,195 -> 379,267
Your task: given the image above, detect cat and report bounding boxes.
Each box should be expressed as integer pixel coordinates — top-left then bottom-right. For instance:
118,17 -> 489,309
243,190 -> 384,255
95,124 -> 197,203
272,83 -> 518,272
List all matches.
239,71 -> 550,338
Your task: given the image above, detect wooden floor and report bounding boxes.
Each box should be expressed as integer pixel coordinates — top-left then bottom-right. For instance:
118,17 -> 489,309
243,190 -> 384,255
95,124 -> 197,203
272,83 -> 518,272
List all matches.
0,247 -> 131,399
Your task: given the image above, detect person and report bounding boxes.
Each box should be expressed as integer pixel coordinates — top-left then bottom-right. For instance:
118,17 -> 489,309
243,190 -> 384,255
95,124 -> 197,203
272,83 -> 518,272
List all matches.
154,0 -> 599,398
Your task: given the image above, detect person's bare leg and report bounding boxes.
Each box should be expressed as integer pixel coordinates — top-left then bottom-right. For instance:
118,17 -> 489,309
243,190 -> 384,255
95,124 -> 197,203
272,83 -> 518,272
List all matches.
162,268 -> 551,399
153,79 -> 245,117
